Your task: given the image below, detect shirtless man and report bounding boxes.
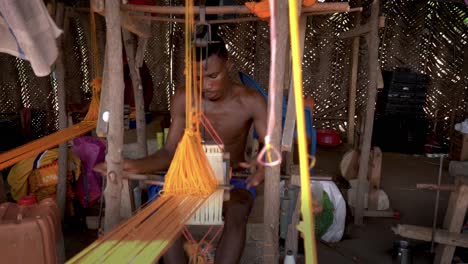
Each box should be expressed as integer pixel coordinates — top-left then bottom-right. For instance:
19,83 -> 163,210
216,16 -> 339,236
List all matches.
97,40 -> 268,264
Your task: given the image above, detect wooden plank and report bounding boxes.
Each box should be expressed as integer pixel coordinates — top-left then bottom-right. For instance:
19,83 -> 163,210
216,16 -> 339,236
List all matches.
346,6 -> 361,144
263,0 -> 289,261
281,15 -> 307,152
340,24 -> 370,39
354,0 -> 380,225
120,10 -> 151,38
103,0 -> 126,231
435,184 -> 468,264
363,209 -> 395,218
416,184 -> 457,192
285,174 -> 301,256
367,147 -> 382,210
394,224 -> 468,248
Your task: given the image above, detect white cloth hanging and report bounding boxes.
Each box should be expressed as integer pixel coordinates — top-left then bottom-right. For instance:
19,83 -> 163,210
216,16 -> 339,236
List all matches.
0,0 -> 62,77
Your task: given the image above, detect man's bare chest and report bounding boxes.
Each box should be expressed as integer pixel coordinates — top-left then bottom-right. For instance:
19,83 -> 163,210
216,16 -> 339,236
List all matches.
201,102 -> 252,143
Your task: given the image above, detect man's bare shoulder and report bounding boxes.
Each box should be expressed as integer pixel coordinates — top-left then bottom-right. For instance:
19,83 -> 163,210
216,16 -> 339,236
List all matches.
234,83 -> 266,105
170,88 -> 186,115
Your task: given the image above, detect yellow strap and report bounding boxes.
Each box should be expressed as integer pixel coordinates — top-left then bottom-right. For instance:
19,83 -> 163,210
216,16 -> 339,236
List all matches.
288,1 -> 318,263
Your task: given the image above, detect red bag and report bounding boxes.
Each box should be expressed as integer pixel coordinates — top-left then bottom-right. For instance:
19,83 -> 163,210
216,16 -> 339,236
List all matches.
0,198 -> 63,264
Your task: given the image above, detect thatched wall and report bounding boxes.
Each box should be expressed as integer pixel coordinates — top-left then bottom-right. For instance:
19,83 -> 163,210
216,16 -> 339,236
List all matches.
0,0 -> 466,145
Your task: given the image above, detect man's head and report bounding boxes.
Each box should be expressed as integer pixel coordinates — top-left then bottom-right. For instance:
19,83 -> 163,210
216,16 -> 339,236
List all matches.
195,40 -> 232,101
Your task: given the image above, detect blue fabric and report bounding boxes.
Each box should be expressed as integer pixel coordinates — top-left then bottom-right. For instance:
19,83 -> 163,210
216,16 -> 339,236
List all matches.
230,177 -> 256,199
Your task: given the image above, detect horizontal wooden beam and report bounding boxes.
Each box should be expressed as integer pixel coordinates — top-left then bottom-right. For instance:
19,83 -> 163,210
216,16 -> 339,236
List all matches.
416,183 -> 458,192
363,209 -> 396,218
394,224 -> 468,248
121,2 -> 351,15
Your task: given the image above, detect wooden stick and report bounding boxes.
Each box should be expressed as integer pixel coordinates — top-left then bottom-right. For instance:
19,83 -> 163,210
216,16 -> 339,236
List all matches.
347,4 -> 361,144
54,2 -> 68,224
394,224 -> 468,248
416,184 -> 457,192
354,0 -> 379,225
121,2 -> 350,15
368,147 -> 382,210
435,184 -> 468,264
103,0 -> 126,231
263,0 -> 288,261
281,14 -> 307,152
130,7 -> 362,24
363,209 -> 395,218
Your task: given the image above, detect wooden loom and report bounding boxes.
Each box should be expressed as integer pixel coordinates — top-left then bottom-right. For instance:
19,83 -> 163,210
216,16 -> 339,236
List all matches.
67,145 -> 229,263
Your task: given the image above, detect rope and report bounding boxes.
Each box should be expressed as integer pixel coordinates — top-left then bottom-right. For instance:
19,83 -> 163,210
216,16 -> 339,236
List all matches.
256,0 -> 282,168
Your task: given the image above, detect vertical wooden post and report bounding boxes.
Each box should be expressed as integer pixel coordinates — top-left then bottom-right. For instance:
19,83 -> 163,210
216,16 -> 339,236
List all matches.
435,184 -> 468,264
122,30 -> 148,158
367,146 -> 382,210
54,2 -> 68,221
347,6 -> 361,145
354,0 -> 379,225
263,0 -> 289,262
103,0 -> 126,231
0,172 -> 6,203
285,173 -> 301,257
54,4 -> 67,263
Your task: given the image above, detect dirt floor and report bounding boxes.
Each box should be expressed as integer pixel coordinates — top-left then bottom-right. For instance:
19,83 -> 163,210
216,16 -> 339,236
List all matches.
62,139 -> 467,263
311,146 -> 458,264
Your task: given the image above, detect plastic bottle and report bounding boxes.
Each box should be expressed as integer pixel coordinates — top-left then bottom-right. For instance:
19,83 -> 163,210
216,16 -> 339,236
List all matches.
284,250 -> 296,264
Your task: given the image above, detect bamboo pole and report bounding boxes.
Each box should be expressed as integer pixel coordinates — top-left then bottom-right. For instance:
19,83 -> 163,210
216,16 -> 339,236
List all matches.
263,0 -> 288,262
354,0 -> 379,225
103,0 -> 126,231
121,2 -> 350,15
347,3 -> 361,145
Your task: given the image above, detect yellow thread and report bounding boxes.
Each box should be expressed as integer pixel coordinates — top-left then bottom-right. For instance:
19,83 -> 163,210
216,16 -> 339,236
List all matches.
161,0 -> 218,196
288,0 -> 318,263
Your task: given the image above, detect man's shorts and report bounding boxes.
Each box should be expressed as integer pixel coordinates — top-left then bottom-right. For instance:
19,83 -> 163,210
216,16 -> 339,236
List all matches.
148,174 -> 256,200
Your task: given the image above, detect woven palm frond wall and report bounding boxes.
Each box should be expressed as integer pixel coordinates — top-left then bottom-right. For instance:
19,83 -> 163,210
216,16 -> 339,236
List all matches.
379,0 -> 467,144
1,0 -> 466,148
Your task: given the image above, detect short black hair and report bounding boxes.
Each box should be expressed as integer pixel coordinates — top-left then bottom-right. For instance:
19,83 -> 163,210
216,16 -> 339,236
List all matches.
196,25 -> 228,61
195,41 -> 228,61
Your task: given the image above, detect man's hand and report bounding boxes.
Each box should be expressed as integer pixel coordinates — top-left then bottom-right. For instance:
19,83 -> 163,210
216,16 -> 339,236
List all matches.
239,160 -> 265,188
93,159 -> 141,176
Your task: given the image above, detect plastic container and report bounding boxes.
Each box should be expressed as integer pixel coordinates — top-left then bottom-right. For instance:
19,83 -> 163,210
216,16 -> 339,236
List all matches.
18,195 -> 38,206
316,129 -> 341,147
284,250 -> 295,264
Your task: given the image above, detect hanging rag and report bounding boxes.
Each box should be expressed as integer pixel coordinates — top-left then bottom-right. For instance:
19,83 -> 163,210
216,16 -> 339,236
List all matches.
0,0 -> 62,77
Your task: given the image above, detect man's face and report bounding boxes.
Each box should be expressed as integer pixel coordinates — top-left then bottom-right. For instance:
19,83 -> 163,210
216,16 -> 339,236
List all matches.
196,54 -> 230,101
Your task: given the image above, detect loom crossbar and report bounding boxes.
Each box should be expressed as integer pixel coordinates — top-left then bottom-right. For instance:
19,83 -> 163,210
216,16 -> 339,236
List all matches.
67,195 -> 208,263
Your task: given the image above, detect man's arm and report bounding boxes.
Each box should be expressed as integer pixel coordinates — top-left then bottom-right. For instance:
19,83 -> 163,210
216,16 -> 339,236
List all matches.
245,90 -> 268,188
123,89 -> 186,173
